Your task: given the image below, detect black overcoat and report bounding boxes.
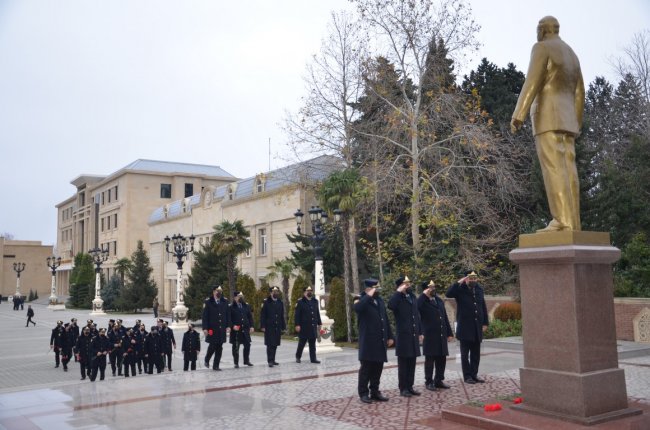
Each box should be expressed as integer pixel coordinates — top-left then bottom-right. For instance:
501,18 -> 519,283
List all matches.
260,297 -> 285,347
74,333 -> 93,364
387,291 -> 422,358
417,293 -> 453,357
202,296 -> 231,344
230,301 -> 253,345
354,293 -> 393,363
182,330 -> 201,361
445,281 -> 489,343
294,297 -> 322,340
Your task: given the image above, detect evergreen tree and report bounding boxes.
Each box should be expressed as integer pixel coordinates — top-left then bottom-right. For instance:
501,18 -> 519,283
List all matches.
119,241 -> 157,313
614,232 -> 650,297
287,275 -> 308,335
68,253 -> 94,308
102,275 -> 122,311
236,274 -> 259,326
265,257 -> 297,326
185,241 -> 228,320
327,277 -> 356,341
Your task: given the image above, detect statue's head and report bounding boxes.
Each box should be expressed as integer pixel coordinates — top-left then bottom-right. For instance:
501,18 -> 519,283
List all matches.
537,16 -> 559,41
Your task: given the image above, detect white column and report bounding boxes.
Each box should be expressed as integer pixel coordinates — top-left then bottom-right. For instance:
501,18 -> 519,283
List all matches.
314,260 -> 341,354
48,274 -> 58,306
90,272 -> 106,315
15,276 -> 21,297
171,267 -> 188,328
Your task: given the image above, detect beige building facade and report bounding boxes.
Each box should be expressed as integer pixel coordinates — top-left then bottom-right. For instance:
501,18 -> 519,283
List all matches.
0,237 -> 54,300
148,155 -> 342,312
55,160 -> 237,294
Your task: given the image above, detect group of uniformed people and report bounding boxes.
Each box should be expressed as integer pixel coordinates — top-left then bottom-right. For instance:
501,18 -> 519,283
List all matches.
354,271 -> 489,403
49,317 -> 200,381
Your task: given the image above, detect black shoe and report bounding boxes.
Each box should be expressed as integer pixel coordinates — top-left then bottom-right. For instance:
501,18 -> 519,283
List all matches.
425,383 -> 437,391
472,377 -> 485,383
464,378 -> 476,384
204,361 -> 209,369
244,362 -> 254,366
435,381 -> 451,389
311,360 -> 321,364
273,361 -> 279,365
268,363 -> 274,367
80,377 -> 86,380
296,358 -> 301,363
213,367 -> 221,371
63,367 -> 68,372
234,364 -> 239,369
55,365 -> 59,368
400,390 -> 412,397
370,392 -> 389,401
112,372 -> 116,377
408,388 -> 421,396
360,395 -> 372,404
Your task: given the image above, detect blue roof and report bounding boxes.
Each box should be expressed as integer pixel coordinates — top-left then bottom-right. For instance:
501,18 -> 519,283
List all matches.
122,159 -> 235,178
148,155 -> 343,224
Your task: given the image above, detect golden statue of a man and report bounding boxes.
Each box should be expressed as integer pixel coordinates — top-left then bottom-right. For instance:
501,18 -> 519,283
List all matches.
511,16 -> 585,232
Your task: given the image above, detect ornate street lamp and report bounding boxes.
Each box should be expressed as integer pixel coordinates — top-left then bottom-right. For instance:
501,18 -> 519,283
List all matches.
89,245 -> 109,315
164,233 -> 195,327
293,206 -> 342,354
46,256 -> 62,307
12,262 -> 26,297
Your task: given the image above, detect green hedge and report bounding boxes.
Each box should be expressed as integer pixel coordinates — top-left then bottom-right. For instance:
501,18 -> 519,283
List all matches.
484,319 -> 522,339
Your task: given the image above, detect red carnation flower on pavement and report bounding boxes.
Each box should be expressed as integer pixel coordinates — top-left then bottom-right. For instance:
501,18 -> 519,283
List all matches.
484,403 -> 502,412
513,397 -> 523,404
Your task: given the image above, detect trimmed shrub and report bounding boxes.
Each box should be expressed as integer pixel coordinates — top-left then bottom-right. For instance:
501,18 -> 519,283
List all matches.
484,319 -> 522,339
287,275 -> 308,335
494,303 -> 522,322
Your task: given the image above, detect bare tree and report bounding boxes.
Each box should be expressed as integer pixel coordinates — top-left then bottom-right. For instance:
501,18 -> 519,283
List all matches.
611,29 -> 650,103
351,0 -> 480,257
284,11 -> 366,341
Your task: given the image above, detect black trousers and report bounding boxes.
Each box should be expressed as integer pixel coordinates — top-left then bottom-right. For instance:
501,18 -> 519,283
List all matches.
53,347 -> 61,366
397,356 -> 417,391
61,349 -> 72,370
137,353 -> 145,372
123,354 -> 137,377
205,343 -> 223,369
91,356 -> 107,381
358,360 -> 384,397
296,337 -> 317,362
26,316 -> 35,326
266,345 -> 277,364
147,354 -> 164,374
79,359 -> 91,379
459,340 -> 481,379
184,351 -> 198,371
109,350 -> 122,375
424,355 -> 447,384
232,342 -> 251,365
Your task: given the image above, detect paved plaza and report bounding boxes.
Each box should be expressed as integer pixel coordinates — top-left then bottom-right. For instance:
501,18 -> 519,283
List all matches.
0,301 -> 649,429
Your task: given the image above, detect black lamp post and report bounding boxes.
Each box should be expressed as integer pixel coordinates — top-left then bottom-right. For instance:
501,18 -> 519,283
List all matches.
46,256 -> 62,305
164,233 -> 195,325
293,206 -> 342,352
12,262 -> 26,297
89,245 -> 109,314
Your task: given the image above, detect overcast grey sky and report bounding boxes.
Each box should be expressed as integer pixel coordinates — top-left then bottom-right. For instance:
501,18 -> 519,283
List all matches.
0,0 -> 648,246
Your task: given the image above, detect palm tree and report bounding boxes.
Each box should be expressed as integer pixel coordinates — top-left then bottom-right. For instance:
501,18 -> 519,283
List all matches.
265,257 -> 296,325
114,257 -> 133,286
319,168 -> 365,342
211,220 -> 252,300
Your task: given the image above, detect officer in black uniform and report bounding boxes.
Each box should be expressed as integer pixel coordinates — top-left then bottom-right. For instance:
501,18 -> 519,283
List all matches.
74,326 -> 93,380
446,270 -> 489,384
417,280 -> 453,391
135,323 -> 148,374
294,286 -> 322,364
202,286 -> 231,371
50,320 -> 65,368
121,328 -> 138,377
90,328 -> 110,381
388,276 -> 422,397
108,324 -> 123,376
161,321 -> 176,371
182,323 -> 201,371
144,325 -> 164,374
354,278 -> 394,404
230,291 -> 254,368
61,323 -> 75,372
260,286 -> 285,367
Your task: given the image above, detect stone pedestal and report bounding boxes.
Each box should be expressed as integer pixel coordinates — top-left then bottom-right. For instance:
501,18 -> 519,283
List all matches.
316,310 -> 342,354
509,231 -> 640,425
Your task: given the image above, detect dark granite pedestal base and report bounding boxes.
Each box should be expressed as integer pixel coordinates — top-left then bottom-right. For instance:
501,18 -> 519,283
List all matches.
506,232 -> 639,425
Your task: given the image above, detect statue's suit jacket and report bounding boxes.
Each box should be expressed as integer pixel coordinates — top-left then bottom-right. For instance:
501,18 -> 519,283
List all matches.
512,36 -> 585,136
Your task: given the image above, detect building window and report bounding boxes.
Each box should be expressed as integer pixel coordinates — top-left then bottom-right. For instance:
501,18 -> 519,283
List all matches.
160,184 -> 172,198
114,185 -> 118,201
259,228 -> 267,256
227,185 -> 234,200
256,178 -> 264,193
101,192 -> 105,205
79,192 -> 85,206
245,247 -> 251,257
114,214 -> 117,229
113,241 -> 117,256
101,218 -> 104,232
108,188 -> 111,203
184,183 -> 194,198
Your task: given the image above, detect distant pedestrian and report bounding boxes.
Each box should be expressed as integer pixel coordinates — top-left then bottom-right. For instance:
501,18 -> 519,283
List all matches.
153,297 -> 159,318
20,296 -> 24,310
182,323 -> 201,371
26,305 -> 36,327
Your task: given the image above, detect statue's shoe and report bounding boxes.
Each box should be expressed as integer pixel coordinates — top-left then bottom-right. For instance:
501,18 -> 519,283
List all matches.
536,219 -> 571,233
